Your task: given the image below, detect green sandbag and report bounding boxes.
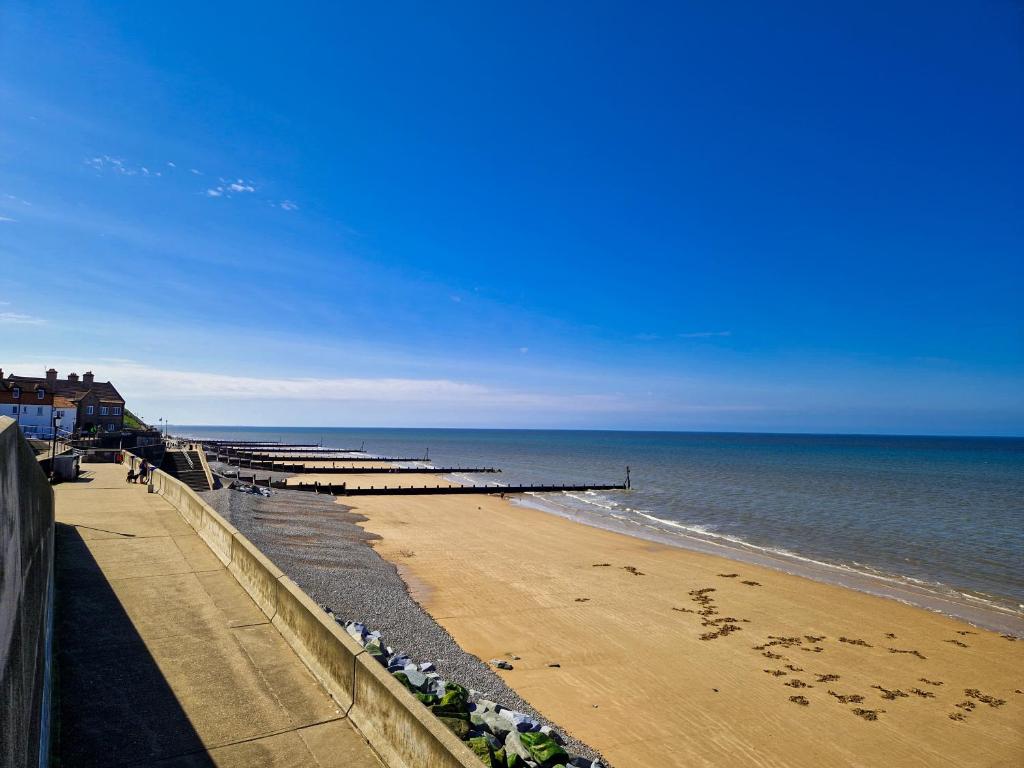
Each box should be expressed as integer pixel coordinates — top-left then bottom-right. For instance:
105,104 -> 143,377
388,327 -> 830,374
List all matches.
520,731 -> 568,766
431,682 -> 471,720
467,735 -> 509,768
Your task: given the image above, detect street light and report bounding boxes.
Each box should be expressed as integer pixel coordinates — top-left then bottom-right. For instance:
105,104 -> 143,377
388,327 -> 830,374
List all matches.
50,411 -> 62,482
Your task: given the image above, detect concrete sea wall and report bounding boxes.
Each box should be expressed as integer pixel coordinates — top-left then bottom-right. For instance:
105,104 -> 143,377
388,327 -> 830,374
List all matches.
0,416 -> 55,768
128,455 -> 478,768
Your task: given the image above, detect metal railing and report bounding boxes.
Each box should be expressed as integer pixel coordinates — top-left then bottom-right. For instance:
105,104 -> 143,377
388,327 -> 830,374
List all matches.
16,425 -> 74,440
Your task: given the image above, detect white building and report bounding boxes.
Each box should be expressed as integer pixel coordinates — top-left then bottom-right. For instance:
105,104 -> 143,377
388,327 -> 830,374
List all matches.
3,396 -> 77,439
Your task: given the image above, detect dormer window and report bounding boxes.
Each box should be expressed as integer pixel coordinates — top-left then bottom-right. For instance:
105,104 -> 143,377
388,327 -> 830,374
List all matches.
37,389 -> 45,400
11,387 -> 19,399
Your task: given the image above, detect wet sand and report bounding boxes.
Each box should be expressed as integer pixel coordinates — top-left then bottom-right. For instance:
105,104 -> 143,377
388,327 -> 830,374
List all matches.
350,493 -> 1024,768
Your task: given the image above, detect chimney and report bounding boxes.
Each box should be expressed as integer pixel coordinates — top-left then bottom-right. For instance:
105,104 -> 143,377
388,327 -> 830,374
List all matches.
83,371 -> 94,385
0,368 -> 4,380
67,372 -> 79,383
46,368 -> 58,383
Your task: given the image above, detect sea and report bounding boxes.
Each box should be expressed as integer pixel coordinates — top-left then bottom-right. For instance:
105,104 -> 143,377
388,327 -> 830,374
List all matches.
175,427 -> 1024,634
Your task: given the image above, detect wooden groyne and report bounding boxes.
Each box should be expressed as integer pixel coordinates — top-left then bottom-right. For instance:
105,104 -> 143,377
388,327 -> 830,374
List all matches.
201,444 -> 359,452
218,446 -> 365,454
225,463 -> 499,475
197,440 -> 289,446
195,441 -> 368,453
210,451 -> 423,463
268,480 -> 628,496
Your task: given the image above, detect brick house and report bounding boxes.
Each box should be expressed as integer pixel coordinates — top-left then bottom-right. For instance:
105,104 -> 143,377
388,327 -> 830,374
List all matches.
0,368 -> 125,435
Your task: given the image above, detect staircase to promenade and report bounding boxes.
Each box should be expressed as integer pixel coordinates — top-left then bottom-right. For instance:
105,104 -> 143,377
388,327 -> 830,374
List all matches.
161,448 -> 211,491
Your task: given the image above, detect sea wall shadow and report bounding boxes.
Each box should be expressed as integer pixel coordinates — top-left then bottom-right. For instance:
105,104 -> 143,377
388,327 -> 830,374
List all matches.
53,523 -> 213,767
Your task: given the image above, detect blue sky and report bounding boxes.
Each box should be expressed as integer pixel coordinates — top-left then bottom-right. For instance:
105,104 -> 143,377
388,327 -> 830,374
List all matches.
1,1 -> 1021,434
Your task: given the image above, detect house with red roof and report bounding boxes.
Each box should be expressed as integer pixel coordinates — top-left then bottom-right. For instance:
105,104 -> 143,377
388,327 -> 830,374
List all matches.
0,367 -> 124,436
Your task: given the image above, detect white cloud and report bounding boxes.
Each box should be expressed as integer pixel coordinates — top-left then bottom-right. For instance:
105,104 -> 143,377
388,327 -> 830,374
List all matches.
190,168 -> 202,175
679,330 -> 731,338
0,312 -> 44,324
278,200 -> 299,211
85,155 -> 160,177
0,216 -> 16,223
206,178 -> 257,198
7,360 -> 636,413
519,347 -> 529,354
167,161 -> 176,168
5,360 -> 488,402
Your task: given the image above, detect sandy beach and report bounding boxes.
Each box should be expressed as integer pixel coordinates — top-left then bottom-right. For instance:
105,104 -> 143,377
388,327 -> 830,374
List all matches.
349,492 -> 1024,768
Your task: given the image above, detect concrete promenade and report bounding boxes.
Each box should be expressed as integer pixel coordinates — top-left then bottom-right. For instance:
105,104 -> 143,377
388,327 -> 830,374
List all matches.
53,461 -> 383,767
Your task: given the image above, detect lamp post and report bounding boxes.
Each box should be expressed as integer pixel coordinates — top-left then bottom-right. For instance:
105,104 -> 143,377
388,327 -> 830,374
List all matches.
50,411 -> 62,482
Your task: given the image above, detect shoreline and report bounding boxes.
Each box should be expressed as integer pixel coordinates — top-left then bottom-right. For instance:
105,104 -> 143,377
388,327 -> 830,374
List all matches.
209,450 -> 1022,635
350,491 -> 1024,768
508,491 -> 1024,637
188,428 -> 1024,630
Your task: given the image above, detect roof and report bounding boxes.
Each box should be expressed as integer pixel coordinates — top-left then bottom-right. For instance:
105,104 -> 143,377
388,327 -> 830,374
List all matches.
3,373 -> 125,404
54,396 -> 75,408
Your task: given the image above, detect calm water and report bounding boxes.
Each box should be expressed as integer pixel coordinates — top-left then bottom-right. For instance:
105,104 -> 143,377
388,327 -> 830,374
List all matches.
176,427 -> 1024,627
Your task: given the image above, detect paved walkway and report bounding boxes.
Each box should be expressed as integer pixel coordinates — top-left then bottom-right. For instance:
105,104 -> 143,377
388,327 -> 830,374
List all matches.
53,461 -> 383,767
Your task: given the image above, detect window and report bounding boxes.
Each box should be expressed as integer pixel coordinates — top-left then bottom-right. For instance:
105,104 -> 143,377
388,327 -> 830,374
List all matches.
37,407 -> 43,416
37,389 -> 45,399
113,406 -> 122,416
86,405 -> 94,415
12,387 -> 19,399
10,405 -> 17,414
106,423 -> 115,432
100,406 -> 109,416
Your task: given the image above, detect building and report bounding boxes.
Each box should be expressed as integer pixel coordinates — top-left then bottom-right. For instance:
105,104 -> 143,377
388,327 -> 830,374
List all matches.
0,368 -> 124,436
0,377 -> 54,438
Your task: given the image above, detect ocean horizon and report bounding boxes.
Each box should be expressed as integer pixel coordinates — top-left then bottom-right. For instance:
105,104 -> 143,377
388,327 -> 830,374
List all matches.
175,425 -> 1024,631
